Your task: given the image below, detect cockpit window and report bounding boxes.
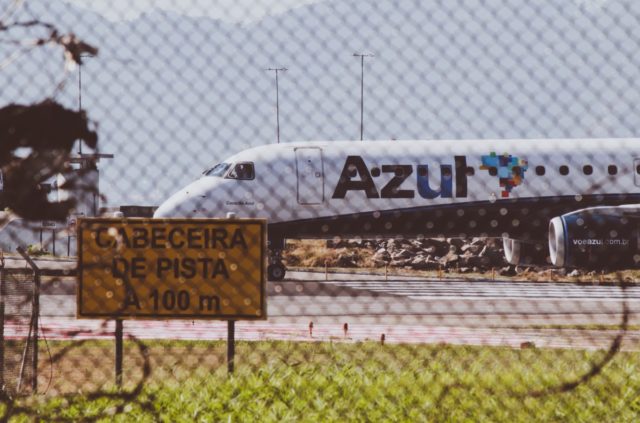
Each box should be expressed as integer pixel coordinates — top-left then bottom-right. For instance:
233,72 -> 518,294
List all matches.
226,162 -> 255,180
203,163 -> 231,177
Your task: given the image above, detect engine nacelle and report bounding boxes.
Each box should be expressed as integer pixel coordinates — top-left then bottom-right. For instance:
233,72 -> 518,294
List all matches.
548,205 -> 640,269
503,238 -> 548,265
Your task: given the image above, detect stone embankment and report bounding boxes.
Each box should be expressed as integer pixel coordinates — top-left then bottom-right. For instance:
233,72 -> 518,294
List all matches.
324,238 -> 509,274
286,239 -> 621,279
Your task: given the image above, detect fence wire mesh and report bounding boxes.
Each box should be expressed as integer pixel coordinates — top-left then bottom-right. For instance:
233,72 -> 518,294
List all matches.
1,0 -> 640,420
0,268 -> 36,397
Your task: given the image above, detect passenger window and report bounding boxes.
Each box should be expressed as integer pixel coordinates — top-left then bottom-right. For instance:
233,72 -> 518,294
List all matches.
608,165 -> 618,176
636,164 -> 640,175
583,165 -> 593,175
559,165 -> 569,176
535,166 -> 545,176
227,162 -> 255,180
204,163 -> 231,177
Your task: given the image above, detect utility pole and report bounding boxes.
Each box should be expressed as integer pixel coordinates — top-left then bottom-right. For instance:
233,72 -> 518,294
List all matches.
353,53 -> 374,141
78,58 -> 85,155
77,53 -> 96,155
267,67 -> 287,144
75,54 -> 119,218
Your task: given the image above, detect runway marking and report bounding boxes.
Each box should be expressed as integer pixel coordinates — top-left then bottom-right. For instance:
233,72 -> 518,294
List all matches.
407,296 -> 640,302
320,279 -> 640,301
5,317 -> 638,350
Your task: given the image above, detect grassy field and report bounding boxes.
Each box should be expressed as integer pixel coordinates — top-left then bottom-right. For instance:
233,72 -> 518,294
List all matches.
3,340 -> 640,421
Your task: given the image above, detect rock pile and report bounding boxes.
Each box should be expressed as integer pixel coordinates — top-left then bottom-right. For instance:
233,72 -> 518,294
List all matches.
326,238 -> 509,273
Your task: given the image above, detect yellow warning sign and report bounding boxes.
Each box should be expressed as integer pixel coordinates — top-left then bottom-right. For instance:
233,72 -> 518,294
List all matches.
77,218 -> 267,319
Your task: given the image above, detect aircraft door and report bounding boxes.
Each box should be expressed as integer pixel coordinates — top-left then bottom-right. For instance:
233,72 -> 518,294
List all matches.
295,147 -> 324,204
635,158 -> 640,187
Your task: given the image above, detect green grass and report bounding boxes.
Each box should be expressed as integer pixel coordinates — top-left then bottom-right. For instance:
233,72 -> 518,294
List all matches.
3,340 -> 640,421
516,324 -> 640,331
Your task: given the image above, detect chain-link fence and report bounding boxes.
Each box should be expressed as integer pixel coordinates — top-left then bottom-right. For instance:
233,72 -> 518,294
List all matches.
1,0 -> 640,420
0,267 -> 38,397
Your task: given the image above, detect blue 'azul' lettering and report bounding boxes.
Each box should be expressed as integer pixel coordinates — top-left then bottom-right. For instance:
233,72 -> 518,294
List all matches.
332,156 -> 470,199
417,165 -> 453,199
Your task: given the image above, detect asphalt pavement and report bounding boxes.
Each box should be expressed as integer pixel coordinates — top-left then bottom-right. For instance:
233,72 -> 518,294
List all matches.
11,270 -> 636,349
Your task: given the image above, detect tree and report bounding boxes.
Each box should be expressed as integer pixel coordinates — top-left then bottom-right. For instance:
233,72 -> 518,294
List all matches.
0,4 -> 98,220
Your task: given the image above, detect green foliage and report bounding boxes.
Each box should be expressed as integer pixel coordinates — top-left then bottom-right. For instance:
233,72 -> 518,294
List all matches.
26,243 -> 49,256
4,341 -> 640,421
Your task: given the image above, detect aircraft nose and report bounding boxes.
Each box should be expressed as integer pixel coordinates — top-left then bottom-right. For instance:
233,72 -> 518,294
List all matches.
154,178 -> 222,218
153,200 -> 178,218
154,192 -> 193,218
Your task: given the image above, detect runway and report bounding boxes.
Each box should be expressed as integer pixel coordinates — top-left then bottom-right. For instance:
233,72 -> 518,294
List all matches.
264,271 -> 640,327
7,270 -> 640,349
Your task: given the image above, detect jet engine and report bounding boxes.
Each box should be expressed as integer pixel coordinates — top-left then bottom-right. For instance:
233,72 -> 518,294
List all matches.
548,205 -> 640,269
503,238 -> 548,266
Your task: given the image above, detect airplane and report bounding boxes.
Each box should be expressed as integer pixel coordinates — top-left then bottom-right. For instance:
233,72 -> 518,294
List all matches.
153,138 -> 640,280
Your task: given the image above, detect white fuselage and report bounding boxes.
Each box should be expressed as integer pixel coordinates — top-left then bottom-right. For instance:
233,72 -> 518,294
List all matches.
154,139 -> 640,241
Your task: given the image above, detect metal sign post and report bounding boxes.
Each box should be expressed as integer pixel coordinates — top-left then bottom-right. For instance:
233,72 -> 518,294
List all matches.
227,320 -> 235,374
115,319 -> 123,387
